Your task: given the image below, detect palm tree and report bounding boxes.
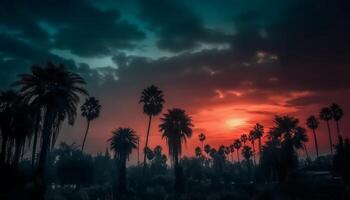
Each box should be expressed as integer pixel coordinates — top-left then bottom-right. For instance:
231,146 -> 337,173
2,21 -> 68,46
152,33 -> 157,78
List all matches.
248,130 -> 257,166
204,144 -> 211,157
229,144 -> 235,162
80,97 -> 102,152
15,62 -> 87,178
240,134 -> 248,145
330,103 -> 344,138
306,115 -> 320,158
195,146 -> 202,157
109,127 -> 138,192
293,127 -> 309,159
198,133 -> 206,149
233,139 -> 242,163
139,85 -> 164,169
159,108 -> 193,192
320,107 -> 334,155
242,145 -> 253,163
253,123 -> 264,155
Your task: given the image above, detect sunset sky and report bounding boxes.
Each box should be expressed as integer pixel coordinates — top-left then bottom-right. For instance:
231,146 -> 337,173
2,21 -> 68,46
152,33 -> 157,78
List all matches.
1,0 -> 350,163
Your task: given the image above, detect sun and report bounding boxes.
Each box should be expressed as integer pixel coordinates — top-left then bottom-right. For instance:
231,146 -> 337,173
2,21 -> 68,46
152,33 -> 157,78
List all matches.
225,118 -> 246,129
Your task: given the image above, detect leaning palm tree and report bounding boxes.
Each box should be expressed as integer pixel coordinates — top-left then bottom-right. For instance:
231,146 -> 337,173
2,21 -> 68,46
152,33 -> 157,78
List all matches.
306,115 -> 320,158
109,127 -> 138,192
248,130 -> 257,166
320,107 -> 334,155
330,103 -> 344,138
233,139 -> 242,163
139,85 -> 164,169
198,133 -> 206,149
15,62 -> 87,178
80,97 -> 102,152
159,108 -> 193,192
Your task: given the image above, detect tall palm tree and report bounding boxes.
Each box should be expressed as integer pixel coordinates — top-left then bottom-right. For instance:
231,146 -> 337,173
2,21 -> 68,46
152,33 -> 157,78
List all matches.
330,103 -> 344,138
198,133 -> 206,149
139,85 -> 164,169
248,130 -> 257,166
320,107 -> 334,155
233,139 -> 242,163
80,97 -> 102,152
306,115 -> 320,158
159,108 -> 193,191
109,128 -> 138,192
15,62 -> 87,177
240,134 -> 248,145
253,123 -> 264,156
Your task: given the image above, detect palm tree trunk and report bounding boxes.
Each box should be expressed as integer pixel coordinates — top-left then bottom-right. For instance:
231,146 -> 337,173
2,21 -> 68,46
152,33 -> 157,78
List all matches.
143,115 -> 152,171
38,108 -> 55,178
81,120 -> 90,152
312,129 -> 319,158
258,138 -> 262,162
236,150 -> 240,163
137,138 -> 140,165
117,157 -> 127,193
326,121 -> 333,155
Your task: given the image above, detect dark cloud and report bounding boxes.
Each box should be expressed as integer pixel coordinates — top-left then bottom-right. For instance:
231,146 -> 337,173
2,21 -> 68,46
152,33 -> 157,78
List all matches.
0,0 -> 145,57
138,0 -> 230,52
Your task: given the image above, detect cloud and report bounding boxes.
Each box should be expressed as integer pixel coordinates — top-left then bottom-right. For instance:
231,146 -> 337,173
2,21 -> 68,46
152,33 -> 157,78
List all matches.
0,0 -> 145,57
138,0 -> 230,52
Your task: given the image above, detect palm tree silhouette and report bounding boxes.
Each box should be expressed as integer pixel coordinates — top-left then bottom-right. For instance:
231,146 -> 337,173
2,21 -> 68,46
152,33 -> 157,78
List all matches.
108,127 -> 138,193
320,107 -> 334,155
139,85 -> 164,170
233,139 -> 242,163
330,103 -> 344,138
80,97 -> 102,152
242,145 -> 253,163
240,134 -> 248,145
15,62 -> 87,178
159,108 -> 193,192
229,144 -> 235,162
198,133 -> 206,149
248,130 -> 257,166
204,144 -> 211,157
306,115 -> 320,158
294,127 -> 309,159
195,146 -> 202,157
253,123 -> 264,156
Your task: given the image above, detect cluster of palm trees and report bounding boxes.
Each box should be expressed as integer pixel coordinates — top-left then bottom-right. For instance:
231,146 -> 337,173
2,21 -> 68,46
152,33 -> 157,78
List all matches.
307,103 -> 344,157
0,62 -> 102,188
108,85 -> 194,193
1,62 -> 347,195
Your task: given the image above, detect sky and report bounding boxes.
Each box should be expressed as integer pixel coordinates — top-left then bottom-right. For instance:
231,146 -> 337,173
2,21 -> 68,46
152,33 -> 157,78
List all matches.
1,0 -> 350,162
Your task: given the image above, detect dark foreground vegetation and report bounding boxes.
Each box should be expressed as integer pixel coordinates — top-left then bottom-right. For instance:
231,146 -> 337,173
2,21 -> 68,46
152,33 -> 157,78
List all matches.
1,62 -> 350,200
